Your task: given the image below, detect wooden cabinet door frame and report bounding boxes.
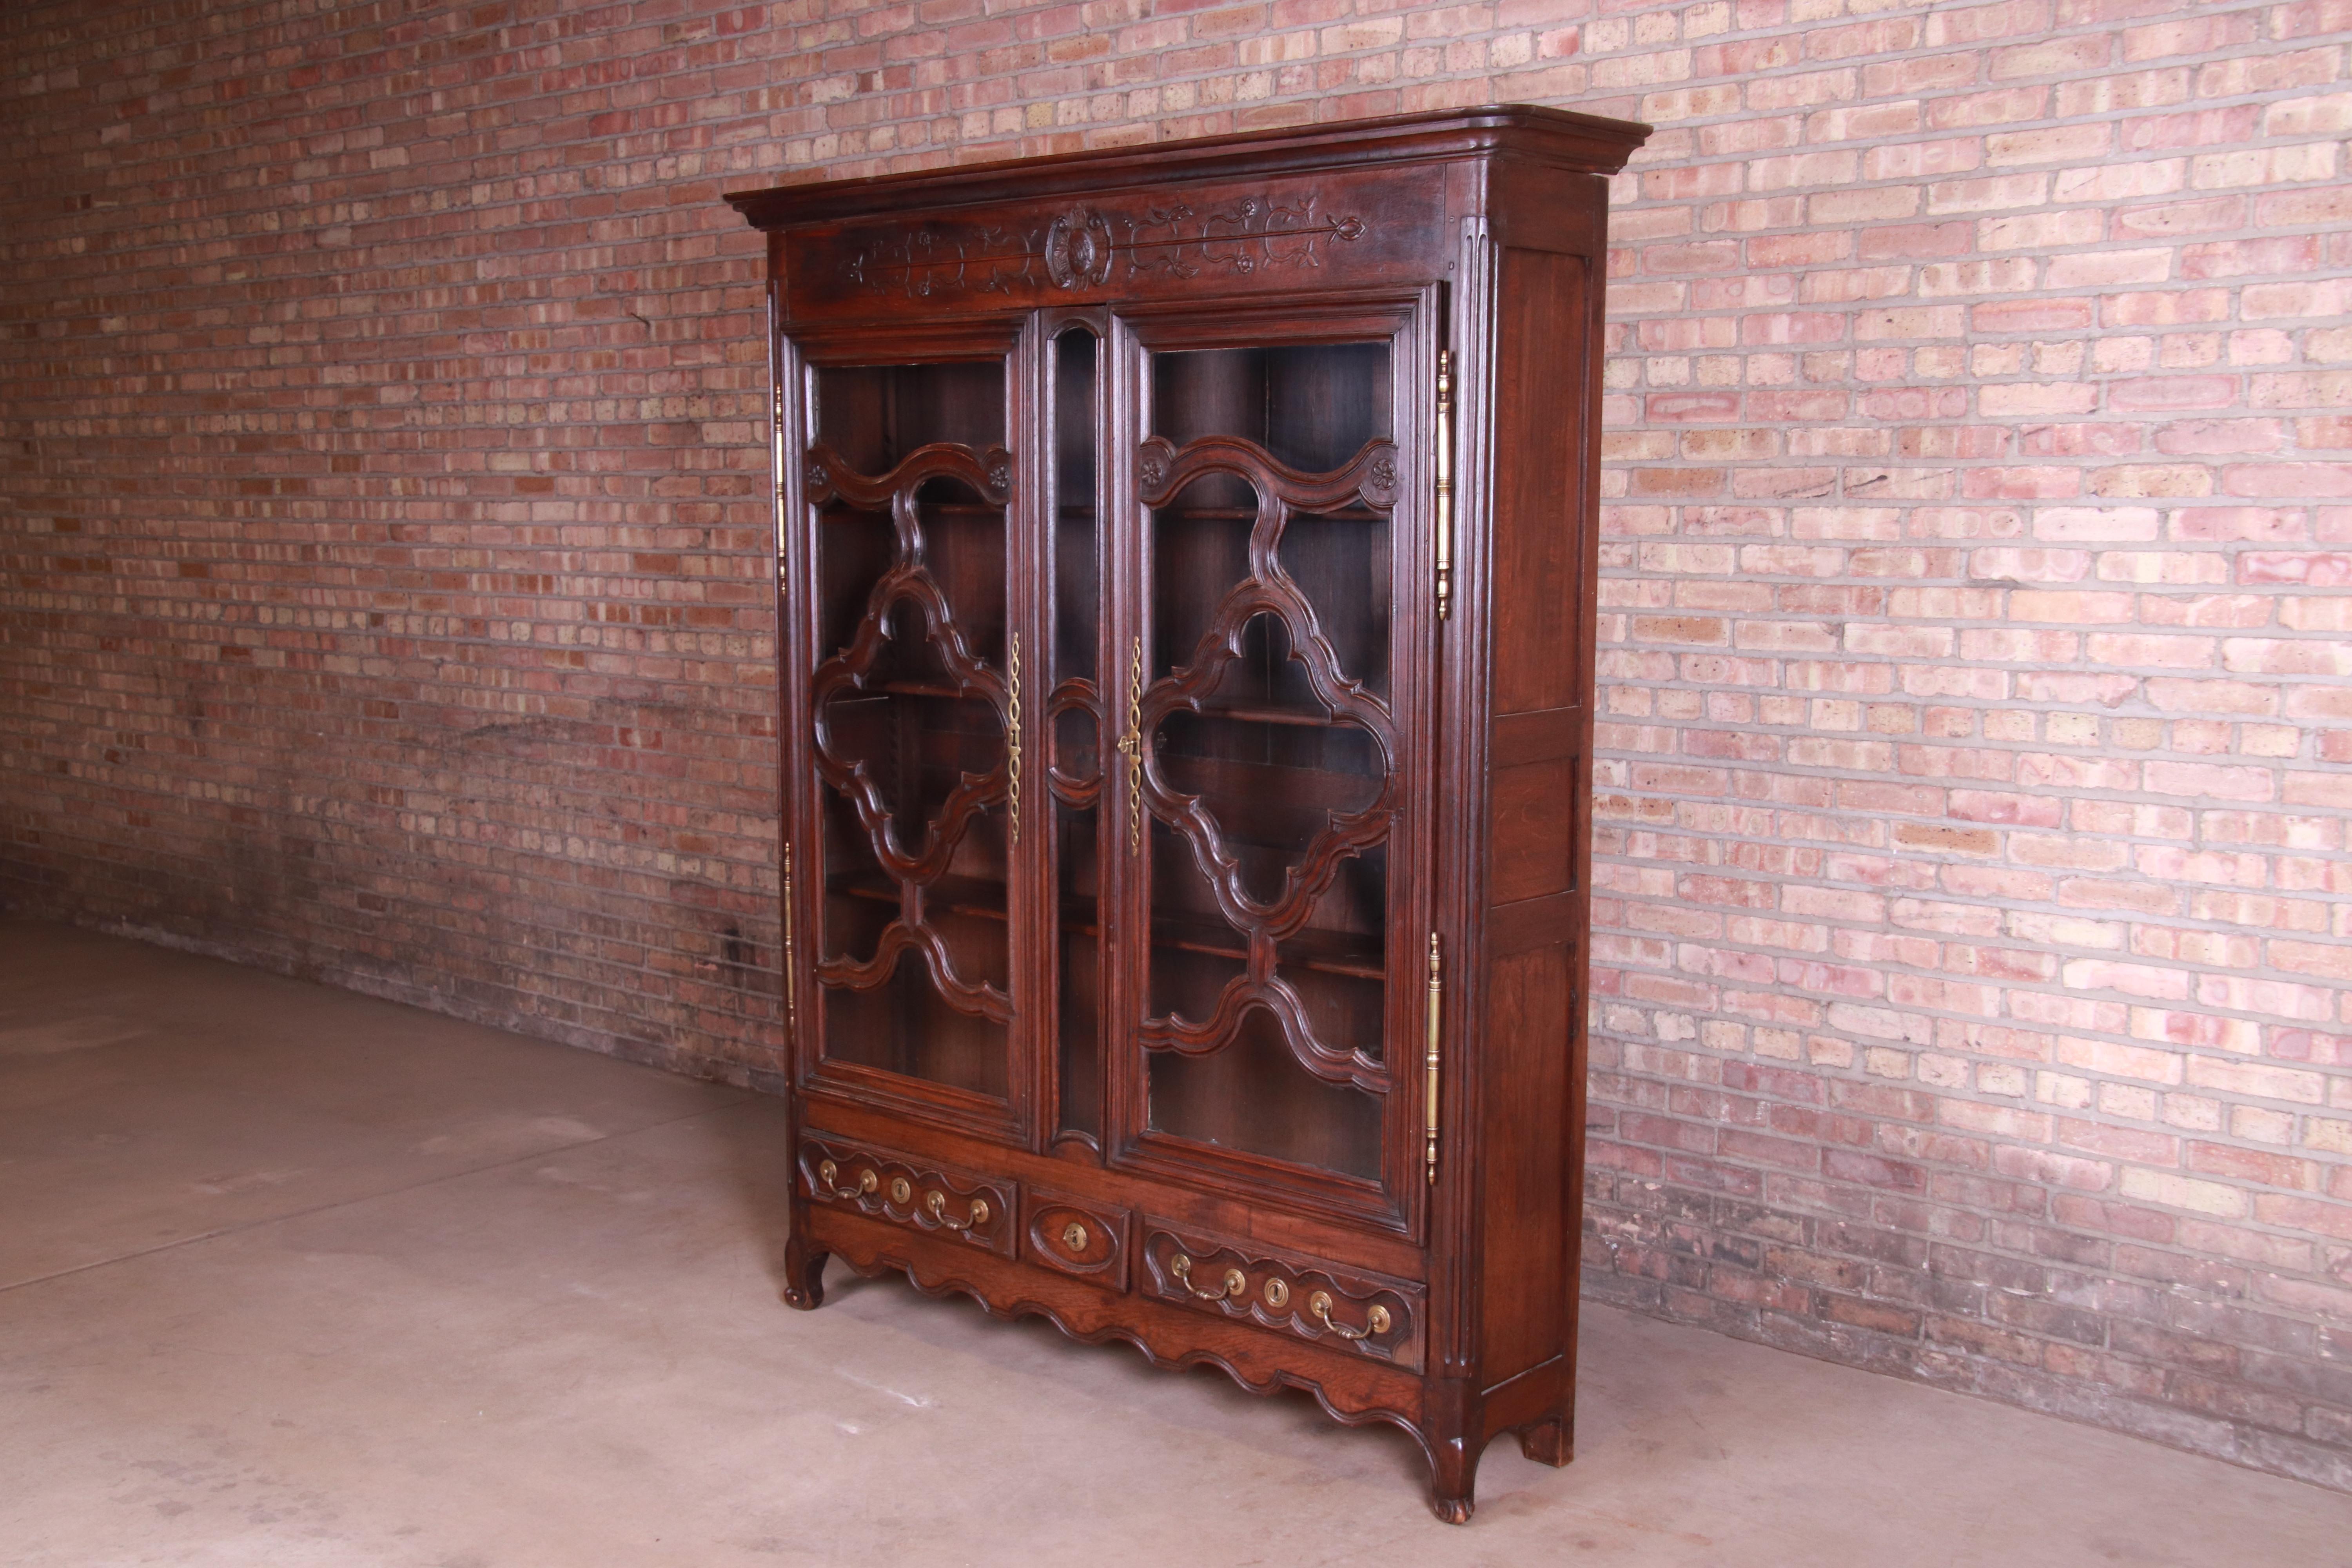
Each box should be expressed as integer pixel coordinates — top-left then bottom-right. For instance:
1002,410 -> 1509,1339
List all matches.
780,315 -> 1038,1147
1099,286 -> 1443,1240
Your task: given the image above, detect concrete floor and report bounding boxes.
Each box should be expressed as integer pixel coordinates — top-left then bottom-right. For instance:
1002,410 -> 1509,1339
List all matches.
3,922 -> 2347,1566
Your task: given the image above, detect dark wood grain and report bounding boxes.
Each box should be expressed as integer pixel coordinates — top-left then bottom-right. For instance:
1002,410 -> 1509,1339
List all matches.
735,103 -> 1646,1524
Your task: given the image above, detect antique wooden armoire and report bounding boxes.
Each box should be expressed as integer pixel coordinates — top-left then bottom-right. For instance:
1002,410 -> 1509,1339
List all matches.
726,104 -> 1648,1522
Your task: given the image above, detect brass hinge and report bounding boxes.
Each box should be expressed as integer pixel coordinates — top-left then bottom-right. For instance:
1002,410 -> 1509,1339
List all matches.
782,838 -> 797,1025
1425,931 -> 1442,1185
771,377 -> 788,569
1433,349 -> 1454,622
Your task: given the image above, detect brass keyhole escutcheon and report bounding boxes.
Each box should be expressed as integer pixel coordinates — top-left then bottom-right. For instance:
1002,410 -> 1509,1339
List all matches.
1262,1277 -> 1290,1310
1062,1220 -> 1089,1254
889,1176 -> 912,1205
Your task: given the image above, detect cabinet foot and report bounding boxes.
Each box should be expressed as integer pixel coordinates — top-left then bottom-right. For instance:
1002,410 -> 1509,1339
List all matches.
782,1239 -> 829,1310
1518,1416 -> 1572,1466
1428,1434 -> 1482,1525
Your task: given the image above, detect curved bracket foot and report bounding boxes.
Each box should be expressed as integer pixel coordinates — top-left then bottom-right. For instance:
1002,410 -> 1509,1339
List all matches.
1428,1432 -> 1481,1525
1519,1416 -> 1572,1467
782,1240 -> 830,1311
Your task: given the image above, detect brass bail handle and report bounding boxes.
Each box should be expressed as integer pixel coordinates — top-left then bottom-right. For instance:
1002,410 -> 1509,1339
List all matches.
1308,1290 -> 1393,1343
814,1158 -> 877,1201
925,1189 -> 991,1232
1170,1252 -> 1245,1301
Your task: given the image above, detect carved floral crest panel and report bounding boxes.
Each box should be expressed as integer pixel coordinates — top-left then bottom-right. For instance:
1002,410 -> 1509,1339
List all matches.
785,166 -> 1443,319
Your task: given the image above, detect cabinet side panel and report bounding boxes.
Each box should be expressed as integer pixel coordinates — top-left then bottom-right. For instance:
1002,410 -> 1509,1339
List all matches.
1489,246 -> 1589,719
1477,943 -> 1570,1381
1476,233 -> 1600,1391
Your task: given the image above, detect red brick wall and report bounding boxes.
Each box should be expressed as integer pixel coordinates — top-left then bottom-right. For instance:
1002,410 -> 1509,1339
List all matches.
4,0 -> 2348,1492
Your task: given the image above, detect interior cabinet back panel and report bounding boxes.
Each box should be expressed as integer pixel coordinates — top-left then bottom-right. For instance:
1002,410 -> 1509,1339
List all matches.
729,105 -> 1647,1524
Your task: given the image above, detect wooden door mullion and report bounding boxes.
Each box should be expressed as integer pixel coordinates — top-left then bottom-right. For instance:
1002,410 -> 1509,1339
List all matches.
1101,314 -> 1151,1166
1009,312 -> 1050,1150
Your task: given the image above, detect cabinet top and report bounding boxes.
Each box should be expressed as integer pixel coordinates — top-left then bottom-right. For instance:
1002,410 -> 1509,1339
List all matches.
725,104 -> 1650,231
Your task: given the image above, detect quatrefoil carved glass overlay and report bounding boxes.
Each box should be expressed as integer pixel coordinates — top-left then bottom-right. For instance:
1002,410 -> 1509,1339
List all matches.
808,427 -> 1017,1099
1134,380 -> 1402,1179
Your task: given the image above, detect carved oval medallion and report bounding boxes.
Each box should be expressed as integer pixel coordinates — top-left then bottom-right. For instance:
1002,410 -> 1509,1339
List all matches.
1044,206 -> 1114,289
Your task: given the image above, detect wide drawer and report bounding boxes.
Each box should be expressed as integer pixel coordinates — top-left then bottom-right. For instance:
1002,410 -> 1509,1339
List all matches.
799,1136 -> 1016,1259
1137,1223 -> 1423,1372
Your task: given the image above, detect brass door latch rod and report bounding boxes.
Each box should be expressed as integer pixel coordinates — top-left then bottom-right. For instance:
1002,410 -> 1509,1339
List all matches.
1116,635 -> 1144,853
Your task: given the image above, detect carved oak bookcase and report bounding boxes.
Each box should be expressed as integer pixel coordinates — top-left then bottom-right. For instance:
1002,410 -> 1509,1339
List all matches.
726,105 -> 1648,1523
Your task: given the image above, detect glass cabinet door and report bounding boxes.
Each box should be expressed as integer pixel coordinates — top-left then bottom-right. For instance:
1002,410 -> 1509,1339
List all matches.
802,354 -> 1020,1111
1112,312 -> 1422,1214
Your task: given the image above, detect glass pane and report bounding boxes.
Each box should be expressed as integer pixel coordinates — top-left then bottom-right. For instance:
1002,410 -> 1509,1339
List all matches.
1058,804 -> 1100,1140
1152,342 -> 1391,472
1138,338 -> 1397,1180
1051,327 -> 1103,1142
1148,1011 -> 1382,1181
1055,330 -> 1098,685
810,359 -> 1012,1100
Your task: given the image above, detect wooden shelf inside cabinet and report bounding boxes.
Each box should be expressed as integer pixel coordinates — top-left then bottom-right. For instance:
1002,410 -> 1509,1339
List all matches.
1151,506 -> 1387,523
826,874 -> 1381,982
1149,909 -> 1386,982
829,873 -> 1012,925
1172,702 -> 1361,731
739,102 -> 1648,1526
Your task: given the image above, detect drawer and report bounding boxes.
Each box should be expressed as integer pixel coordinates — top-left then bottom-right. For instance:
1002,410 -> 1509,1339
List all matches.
799,1137 -> 1016,1259
1022,1189 -> 1131,1289
1138,1225 -> 1423,1372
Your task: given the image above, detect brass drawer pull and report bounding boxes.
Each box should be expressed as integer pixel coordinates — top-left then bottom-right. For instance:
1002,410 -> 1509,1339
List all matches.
1308,1290 -> 1391,1342
926,1190 -> 991,1231
1170,1252 -> 1245,1301
815,1159 -> 877,1201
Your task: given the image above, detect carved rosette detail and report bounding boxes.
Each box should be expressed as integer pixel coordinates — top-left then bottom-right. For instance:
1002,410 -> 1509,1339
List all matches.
1140,1229 -> 1419,1368
805,440 -> 1018,1023
1131,431 -> 1404,1095
1043,206 -> 1114,289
